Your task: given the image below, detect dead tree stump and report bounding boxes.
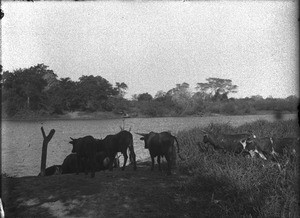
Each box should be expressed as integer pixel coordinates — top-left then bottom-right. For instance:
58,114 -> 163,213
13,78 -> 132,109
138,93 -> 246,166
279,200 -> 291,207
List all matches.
40,127 -> 55,176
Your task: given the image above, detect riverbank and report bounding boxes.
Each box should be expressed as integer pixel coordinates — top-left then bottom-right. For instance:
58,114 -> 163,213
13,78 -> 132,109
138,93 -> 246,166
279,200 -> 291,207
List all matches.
1,109 -> 289,122
2,120 -> 299,217
2,160 -> 203,218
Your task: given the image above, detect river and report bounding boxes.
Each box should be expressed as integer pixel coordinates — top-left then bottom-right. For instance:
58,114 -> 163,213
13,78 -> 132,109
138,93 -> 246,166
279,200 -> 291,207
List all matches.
2,113 -> 297,177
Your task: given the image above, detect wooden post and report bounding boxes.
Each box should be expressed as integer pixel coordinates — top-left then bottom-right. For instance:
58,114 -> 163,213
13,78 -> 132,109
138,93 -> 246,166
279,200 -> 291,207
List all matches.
40,127 -> 55,176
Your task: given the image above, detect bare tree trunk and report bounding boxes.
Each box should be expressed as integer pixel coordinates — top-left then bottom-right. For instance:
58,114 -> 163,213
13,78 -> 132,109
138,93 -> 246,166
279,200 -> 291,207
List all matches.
40,127 -> 55,176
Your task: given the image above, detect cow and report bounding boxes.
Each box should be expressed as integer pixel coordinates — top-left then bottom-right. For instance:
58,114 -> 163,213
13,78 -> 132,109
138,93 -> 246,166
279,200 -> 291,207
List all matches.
245,137 -> 299,170
69,135 -> 98,178
97,130 -> 137,171
136,131 -> 182,175
61,153 -> 79,174
245,137 -> 274,160
269,137 -> 299,167
271,137 -> 299,157
61,153 -> 117,174
201,130 -> 256,154
38,165 -> 62,176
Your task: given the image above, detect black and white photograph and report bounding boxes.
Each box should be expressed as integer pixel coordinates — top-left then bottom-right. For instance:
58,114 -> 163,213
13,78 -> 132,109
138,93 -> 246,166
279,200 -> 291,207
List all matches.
1,0 -> 299,217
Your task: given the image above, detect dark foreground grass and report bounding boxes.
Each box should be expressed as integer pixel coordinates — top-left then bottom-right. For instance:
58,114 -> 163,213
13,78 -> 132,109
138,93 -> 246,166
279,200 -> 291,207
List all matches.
176,119 -> 299,218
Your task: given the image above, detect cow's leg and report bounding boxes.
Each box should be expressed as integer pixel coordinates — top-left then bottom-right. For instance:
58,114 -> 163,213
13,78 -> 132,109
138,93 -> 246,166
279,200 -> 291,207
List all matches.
165,154 -> 172,175
132,152 -> 137,170
90,155 -> 96,178
83,157 -> 88,176
157,156 -> 162,171
151,155 -> 155,171
122,151 -> 128,171
254,149 -> 267,160
129,148 -> 137,171
76,154 -> 80,175
108,154 -> 115,171
113,157 -> 120,168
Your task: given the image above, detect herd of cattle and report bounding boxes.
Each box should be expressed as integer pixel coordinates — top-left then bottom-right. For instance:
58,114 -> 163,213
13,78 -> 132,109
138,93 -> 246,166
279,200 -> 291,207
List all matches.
41,130 -> 182,177
40,128 -> 298,177
201,130 -> 299,165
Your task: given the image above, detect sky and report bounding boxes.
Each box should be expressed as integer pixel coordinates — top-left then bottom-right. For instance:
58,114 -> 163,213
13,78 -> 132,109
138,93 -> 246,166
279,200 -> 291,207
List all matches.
1,1 -> 298,99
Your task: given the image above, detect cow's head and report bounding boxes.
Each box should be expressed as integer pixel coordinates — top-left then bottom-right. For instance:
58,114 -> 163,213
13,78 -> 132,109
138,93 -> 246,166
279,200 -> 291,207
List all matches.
69,137 -> 79,153
247,131 -> 257,139
244,137 -> 256,152
201,130 -> 210,143
136,132 -> 150,149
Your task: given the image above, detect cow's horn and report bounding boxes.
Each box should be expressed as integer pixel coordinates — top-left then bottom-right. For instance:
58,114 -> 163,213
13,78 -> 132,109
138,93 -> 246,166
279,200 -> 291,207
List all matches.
135,132 -> 147,136
70,137 -> 74,140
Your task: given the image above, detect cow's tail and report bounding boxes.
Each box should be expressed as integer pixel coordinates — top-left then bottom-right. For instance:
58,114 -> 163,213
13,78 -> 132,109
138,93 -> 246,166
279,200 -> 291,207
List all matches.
173,136 -> 185,161
128,137 -> 134,153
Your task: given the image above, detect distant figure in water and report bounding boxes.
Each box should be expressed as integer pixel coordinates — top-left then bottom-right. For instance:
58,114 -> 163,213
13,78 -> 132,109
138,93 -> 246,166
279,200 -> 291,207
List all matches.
274,110 -> 283,120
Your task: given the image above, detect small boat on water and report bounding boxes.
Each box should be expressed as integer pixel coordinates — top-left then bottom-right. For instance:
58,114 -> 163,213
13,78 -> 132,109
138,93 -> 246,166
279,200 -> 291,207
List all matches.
122,113 -> 131,118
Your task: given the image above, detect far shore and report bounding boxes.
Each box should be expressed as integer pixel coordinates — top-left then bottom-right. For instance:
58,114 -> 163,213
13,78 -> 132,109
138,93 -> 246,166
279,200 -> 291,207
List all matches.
1,110 -> 297,122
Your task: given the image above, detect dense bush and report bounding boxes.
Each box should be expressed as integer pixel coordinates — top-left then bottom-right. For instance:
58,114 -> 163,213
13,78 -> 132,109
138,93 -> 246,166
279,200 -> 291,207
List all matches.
176,120 -> 299,217
221,102 -> 238,115
1,64 -> 298,119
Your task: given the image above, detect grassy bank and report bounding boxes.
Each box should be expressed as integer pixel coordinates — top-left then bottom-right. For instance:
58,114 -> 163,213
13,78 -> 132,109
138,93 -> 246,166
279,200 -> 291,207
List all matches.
176,120 -> 299,217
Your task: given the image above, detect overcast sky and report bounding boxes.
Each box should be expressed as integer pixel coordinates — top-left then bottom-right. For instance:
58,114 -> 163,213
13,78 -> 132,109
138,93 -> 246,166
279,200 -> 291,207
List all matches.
2,1 -> 298,99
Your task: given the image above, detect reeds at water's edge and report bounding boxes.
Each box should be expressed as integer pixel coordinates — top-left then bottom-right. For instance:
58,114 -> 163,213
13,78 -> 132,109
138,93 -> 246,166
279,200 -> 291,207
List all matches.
176,119 -> 299,218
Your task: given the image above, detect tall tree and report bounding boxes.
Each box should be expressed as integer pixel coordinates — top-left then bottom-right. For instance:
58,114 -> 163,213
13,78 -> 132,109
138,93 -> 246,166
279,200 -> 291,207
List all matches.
196,78 -> 238,100
2,64 -> 54,113
137,92 -> 153,101
154,90 -> 166,99
166,82 -> 193,115
114,82 -> 128,98
77,75 -> 117,111
45,77 -> 78,113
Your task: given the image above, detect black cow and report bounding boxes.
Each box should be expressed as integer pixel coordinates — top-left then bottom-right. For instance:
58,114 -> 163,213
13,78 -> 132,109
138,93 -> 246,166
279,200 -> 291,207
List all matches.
61,153 -> 80,174
98,130 -> 137,171
61,153 -> 118,174
69,135 -> 98,178
202,130 -> 255,154
137,131 -> 181,175
38,165 -> 62,176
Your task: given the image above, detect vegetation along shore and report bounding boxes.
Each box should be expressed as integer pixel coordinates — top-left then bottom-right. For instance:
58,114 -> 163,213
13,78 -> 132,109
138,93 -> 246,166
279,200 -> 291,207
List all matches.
1,64 -> 298,121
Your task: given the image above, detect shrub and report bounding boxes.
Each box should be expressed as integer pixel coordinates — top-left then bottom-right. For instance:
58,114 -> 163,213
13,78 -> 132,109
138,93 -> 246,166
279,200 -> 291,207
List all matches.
221,102 -> 238,115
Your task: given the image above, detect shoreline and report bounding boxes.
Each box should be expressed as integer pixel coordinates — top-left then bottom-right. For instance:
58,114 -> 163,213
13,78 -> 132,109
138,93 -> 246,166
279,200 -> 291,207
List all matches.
2,158 -> 151,179
2,110 -> 293,122
2,114 -> 298,178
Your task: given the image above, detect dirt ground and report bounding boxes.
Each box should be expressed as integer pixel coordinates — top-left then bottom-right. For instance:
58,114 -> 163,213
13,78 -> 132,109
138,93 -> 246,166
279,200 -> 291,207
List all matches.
2,161 -> 207,218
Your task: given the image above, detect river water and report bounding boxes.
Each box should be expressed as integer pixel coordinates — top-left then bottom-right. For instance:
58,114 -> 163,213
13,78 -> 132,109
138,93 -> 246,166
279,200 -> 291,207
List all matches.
2,113 -> 297,177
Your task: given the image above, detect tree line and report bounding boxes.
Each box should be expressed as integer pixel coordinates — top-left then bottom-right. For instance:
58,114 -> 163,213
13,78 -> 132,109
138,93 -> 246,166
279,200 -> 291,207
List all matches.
1,64 -> 298,118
